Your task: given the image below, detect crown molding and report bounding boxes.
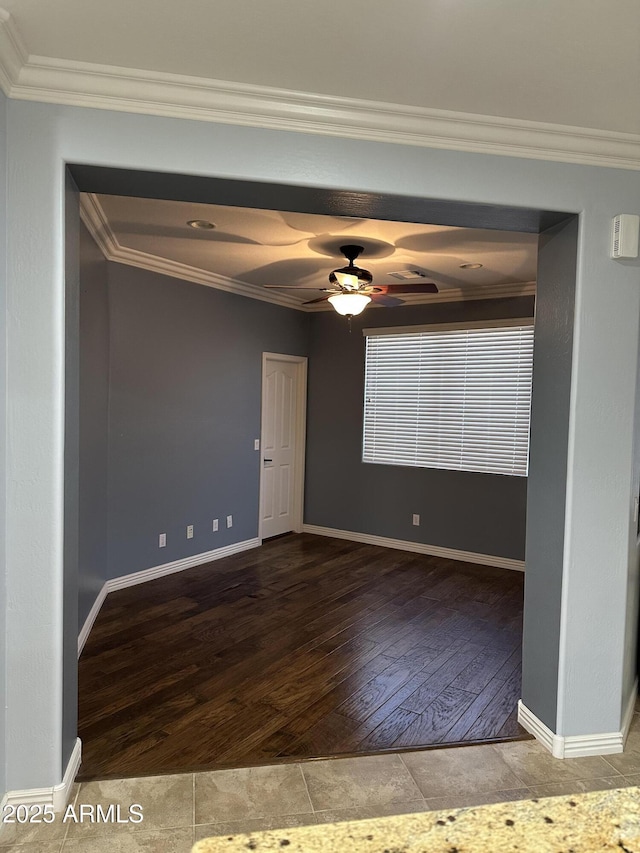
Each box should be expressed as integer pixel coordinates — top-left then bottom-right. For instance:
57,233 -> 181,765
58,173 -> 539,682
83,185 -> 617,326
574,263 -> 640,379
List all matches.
80,193 -> 536,311
1,8 -> 640,170
109,244 -> 307,311
0,8 -> 26,94
79,193 -> 305,311
79,190 -> 120,256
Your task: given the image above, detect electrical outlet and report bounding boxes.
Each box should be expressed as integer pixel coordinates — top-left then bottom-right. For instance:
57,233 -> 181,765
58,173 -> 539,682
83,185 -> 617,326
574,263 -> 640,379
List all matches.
212,518 -> 219,532
159,533 -> 166,548
412,514 -> 420,526
226,515 -> 233,528
186,524 -> 194,539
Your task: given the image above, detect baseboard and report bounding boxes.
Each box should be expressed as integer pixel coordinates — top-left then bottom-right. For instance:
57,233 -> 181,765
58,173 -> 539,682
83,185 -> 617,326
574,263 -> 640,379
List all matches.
302,524 -> 525,572
0,738 -> 81,831
77,539 -> 261,656
562,731 -> 626,758
517,700 -> 562,757
77,583 -> 108,657
621,677 -> 639,749
106,538 -> 261,592
518,696 -> 636,759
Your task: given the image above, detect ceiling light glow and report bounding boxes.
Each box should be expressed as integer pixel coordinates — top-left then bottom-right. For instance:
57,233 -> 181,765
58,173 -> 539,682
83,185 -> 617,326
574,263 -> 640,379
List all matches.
328,293 -> 371,317
333,271 -> 359,290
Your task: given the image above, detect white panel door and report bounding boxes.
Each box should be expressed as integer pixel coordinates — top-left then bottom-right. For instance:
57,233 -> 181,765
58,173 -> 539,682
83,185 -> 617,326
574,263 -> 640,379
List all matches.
260,357 -> 302,539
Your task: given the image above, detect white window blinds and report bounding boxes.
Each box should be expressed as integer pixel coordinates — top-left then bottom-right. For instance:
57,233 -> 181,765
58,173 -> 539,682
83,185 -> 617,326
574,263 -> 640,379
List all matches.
362,322 -> 534,476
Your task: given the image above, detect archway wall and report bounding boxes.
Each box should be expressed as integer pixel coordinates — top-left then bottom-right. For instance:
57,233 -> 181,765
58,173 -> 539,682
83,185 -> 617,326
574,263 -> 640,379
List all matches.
556,204 -> 640,737
0,90 -> 7,802
522,217 -> 578,732
4,97 -> 640,791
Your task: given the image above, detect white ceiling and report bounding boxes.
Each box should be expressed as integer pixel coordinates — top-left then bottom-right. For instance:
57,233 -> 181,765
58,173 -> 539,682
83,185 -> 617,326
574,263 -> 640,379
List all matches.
0,1 -> 629,297
86,193 -> 538,310
1,0 -> 640,134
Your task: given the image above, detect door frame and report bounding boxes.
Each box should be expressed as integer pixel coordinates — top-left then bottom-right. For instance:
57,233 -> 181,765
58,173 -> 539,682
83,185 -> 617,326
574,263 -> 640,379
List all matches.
258,352 -> 308,542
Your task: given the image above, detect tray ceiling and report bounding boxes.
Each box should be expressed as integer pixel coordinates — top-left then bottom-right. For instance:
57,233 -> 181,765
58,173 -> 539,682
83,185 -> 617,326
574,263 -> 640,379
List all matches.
83,193 -> 538,310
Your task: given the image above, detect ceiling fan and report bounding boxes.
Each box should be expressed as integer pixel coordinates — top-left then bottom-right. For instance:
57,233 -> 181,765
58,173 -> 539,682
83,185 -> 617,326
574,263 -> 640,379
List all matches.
265,244 -> 438,318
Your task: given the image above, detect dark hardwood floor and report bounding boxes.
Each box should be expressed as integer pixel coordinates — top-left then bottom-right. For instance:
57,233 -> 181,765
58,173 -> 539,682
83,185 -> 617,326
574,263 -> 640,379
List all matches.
78,533 -> 526,779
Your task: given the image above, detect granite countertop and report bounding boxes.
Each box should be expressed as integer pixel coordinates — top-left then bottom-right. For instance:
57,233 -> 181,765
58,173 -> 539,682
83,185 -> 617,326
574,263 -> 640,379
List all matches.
192,786 -> 640,852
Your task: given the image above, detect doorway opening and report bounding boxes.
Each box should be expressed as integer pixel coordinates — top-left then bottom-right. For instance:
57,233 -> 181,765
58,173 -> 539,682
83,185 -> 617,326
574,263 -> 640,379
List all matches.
71,166 -> 576,772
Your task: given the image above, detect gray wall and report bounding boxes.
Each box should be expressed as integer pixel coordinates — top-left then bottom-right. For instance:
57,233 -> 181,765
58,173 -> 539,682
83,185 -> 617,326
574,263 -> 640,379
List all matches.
78,219 -> 534,608
78,224 -> 110,628
105,262 -> 309,577
622,233 -> 640,712
627,335 -> 640,701
5,97 -> 640,793
521,217 -> 577,730
63,173 -> 80,769
0,90 -> 6,799
305,297 -> 534,560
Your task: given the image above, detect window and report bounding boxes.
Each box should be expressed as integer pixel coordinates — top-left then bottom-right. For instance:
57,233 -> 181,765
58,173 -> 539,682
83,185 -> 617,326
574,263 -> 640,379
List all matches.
362,320 -> 534,476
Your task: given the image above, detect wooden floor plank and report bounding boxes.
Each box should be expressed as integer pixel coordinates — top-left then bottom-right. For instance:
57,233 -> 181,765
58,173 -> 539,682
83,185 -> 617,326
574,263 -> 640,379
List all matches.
393,686 -> 477,747
400,642 -> 487,713
357,707 -> 420,751
78,533 -> 526,779
461,666 -> 523,741
336,656 -> 424,722
440,672 -> 511,743
449,645 -> 515,694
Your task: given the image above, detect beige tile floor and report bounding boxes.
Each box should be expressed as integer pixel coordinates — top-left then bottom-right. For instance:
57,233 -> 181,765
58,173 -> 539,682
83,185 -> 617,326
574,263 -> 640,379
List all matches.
2,710 -> 640,852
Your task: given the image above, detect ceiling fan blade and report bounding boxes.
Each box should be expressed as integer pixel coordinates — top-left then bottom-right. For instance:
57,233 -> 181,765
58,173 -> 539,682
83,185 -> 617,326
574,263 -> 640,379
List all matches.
302,295 -> 333,305
262,284 -> 324,290
371,293 -> 404,307
380,282 -> 438,294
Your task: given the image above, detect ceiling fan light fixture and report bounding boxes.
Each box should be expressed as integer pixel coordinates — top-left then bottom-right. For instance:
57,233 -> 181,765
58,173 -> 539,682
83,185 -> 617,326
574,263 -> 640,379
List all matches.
328,245 -> 373,290
329,266 -> 373,288
328,292 -> 371,317
333,270 -> 360,290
